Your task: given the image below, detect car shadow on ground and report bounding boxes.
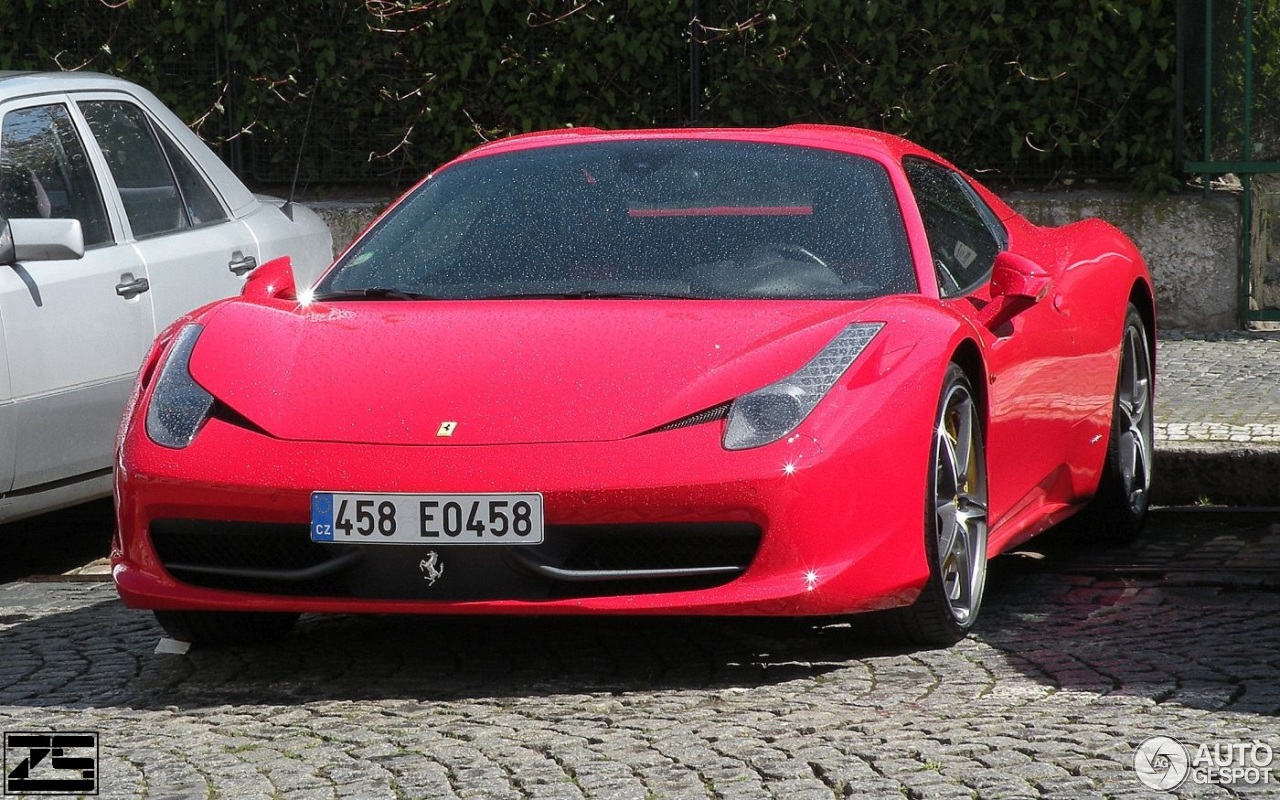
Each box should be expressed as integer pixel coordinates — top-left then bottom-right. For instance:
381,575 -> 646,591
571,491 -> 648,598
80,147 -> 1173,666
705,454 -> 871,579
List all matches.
0,499 -> 114,583
3,510 -> 1275,716
0,592 -> 919,710
971,508 -> 1280,718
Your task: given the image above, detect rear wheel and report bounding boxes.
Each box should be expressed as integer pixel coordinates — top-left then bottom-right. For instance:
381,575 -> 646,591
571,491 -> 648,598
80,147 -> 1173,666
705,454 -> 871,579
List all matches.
878,363 -> 989,646
1068,305 -> 1153,542
153,610 -> 299,646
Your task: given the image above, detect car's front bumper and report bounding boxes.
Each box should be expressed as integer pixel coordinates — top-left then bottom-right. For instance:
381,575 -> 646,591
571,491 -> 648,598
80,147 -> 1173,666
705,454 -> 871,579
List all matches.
114,410 -> 932,618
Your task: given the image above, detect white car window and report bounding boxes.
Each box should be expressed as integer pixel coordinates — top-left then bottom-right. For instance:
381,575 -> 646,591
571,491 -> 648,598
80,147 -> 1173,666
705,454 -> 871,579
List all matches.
157,125 -> 228,227
79,100 -> 226,238
0,103 -> 113,246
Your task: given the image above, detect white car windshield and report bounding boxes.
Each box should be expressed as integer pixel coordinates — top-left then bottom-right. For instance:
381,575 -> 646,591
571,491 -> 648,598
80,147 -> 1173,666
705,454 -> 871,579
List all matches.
317,139 -> 915,300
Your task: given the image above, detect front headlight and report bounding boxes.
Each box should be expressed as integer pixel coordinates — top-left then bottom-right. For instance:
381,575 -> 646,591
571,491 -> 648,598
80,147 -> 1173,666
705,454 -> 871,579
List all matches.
723,322 -> 883,450
145,324 -> 215,449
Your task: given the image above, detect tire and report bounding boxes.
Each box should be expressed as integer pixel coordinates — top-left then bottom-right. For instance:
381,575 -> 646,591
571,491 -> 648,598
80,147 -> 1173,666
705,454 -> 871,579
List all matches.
876,363 -> 990,646
1067,304 -> 1154,543
153,610 -> 299,646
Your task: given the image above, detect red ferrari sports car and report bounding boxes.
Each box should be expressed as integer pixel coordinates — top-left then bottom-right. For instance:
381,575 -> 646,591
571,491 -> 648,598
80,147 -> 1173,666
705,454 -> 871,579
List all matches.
112,125 -> 1154,646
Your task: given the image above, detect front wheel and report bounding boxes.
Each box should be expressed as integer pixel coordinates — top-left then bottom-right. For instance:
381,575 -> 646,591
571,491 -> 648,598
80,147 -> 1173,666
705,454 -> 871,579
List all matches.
877,363 -> 989,646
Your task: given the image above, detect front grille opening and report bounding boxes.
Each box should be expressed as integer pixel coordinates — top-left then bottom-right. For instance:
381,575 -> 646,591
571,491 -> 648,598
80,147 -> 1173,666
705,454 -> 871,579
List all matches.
561,526 -> 759,571
148,519 -> 762,601
150,519 -> 345,596
541,521 -> 761,598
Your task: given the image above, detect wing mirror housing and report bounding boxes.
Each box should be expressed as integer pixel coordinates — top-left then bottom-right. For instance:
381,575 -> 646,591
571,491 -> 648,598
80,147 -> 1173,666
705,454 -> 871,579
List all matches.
0,217 -> 85,266
241,255 -> 296,300
0,219 -> 11,265
978,251 -> 1053,332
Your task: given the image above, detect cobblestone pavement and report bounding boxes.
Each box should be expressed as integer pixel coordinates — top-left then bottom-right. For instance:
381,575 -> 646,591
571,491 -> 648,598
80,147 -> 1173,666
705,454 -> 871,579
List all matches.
1152,332 -> 1280,505
1156,332 -> 1280,445
3,509 -> 1278,799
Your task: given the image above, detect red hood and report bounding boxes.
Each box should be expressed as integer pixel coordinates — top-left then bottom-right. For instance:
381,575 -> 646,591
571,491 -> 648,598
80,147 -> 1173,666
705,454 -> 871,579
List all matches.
187,298 -> 887,445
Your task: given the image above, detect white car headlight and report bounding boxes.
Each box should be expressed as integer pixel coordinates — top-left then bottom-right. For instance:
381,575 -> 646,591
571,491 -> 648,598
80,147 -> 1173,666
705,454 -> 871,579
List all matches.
723,323 -> 883,450
145,324 -> 215,449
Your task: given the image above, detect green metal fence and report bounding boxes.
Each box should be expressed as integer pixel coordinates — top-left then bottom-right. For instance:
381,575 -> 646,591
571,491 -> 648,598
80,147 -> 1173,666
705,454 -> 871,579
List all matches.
1180,0 -> 1280,325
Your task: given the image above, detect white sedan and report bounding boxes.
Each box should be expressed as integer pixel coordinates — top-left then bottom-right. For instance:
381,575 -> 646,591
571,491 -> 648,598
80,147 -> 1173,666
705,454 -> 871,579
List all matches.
0,71 -> 332,523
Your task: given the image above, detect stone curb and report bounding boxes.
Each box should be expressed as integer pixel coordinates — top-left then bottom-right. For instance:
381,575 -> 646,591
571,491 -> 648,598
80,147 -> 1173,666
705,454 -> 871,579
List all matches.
1154,442 -> 1280,507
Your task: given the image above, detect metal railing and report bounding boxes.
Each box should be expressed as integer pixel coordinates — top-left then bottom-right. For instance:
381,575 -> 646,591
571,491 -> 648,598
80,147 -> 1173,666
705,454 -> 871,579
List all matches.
1179,0 -> 1280,325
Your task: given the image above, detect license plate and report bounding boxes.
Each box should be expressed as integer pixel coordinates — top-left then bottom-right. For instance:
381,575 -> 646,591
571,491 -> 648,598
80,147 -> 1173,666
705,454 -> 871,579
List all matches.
310,492 -> 544,545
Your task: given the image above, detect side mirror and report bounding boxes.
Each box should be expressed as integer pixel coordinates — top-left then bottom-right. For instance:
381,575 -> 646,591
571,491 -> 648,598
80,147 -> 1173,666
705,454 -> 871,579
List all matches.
242,255 -> 296,300
977,251 -> 1053,331
990,251 -> 1052,302
0,217 -> 85,266
0,219 -> 13,265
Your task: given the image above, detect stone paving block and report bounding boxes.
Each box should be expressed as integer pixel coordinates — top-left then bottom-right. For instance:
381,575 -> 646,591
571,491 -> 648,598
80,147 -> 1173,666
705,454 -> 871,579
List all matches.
898,775 -> 979,800
634,764 -> 708,798
332,779 -> 397,799
278,789 -> 336,800
761,777 -> 836,799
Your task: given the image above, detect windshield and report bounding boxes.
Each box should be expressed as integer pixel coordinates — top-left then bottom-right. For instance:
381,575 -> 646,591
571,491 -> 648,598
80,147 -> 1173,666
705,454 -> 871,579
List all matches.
316,139 -> 915,301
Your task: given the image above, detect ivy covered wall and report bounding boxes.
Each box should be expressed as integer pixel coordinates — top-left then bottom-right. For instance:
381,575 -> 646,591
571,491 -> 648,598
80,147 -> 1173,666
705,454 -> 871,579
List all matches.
0,0 -> 1178,189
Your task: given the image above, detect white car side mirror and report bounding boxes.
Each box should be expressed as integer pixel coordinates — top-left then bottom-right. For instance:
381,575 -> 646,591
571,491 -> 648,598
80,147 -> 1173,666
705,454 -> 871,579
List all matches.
0,217 -> 85,265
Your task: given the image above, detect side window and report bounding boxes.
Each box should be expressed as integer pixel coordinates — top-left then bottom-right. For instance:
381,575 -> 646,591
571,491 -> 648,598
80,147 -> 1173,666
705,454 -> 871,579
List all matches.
79,100 -> 225,238
157,129 -> 227,226
0,103 -> 113,246
904,158 -> 1004,296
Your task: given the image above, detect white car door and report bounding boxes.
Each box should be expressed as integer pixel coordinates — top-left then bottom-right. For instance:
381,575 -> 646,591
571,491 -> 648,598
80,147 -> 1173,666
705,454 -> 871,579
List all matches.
0,310 -> 12,495
74,96 -> 261,333
0,97 -> 153,492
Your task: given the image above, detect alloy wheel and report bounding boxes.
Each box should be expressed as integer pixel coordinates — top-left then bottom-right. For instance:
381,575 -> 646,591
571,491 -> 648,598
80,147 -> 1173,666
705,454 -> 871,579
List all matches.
932,381 -> 989,627
1116,323 -> 1154,516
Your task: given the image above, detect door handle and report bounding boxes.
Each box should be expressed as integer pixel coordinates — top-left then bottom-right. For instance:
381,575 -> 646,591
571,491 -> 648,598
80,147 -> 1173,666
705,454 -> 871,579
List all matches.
228,254 -> 258,276
115,276 -> 150,298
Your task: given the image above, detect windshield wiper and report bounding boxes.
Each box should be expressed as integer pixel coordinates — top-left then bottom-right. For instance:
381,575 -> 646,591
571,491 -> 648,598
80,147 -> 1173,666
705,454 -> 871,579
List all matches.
475,290 -> 703,300
309,287 -> 439,301
581,291 -> 705,299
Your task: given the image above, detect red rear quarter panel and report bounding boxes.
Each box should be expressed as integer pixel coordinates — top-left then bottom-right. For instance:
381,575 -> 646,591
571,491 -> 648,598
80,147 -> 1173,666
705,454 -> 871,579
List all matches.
987,212 -> 1152,548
